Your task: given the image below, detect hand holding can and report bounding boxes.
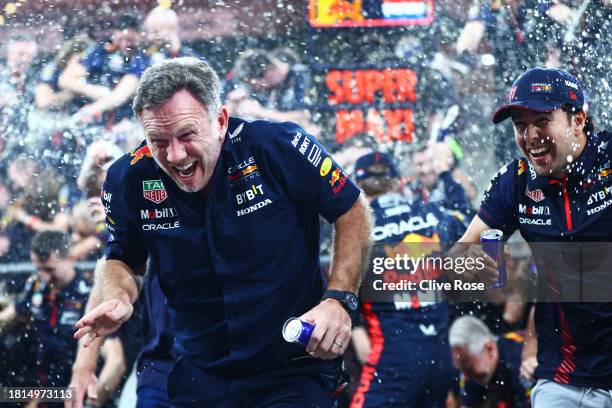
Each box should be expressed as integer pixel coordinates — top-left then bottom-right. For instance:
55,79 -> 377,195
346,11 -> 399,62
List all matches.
282,318 -> 315,346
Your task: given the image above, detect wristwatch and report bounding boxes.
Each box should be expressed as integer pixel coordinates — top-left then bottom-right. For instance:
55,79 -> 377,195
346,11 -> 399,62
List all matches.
321,290 -> 359,315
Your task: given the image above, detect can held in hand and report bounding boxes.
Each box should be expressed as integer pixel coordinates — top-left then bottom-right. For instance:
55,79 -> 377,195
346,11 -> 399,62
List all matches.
282,318 -> 315,346
480,229 -> 507,289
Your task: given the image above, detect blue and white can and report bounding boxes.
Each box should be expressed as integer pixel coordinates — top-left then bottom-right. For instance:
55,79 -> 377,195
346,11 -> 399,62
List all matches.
282,318 -> 315,346
480,229 -> 507,289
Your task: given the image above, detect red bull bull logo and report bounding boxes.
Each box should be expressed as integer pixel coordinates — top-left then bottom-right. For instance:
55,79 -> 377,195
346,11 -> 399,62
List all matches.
130,145 -> 153,166
329,168 -> 341,186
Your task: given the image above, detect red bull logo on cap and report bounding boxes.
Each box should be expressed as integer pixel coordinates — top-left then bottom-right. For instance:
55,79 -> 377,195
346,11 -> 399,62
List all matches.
130,145 -> 153,166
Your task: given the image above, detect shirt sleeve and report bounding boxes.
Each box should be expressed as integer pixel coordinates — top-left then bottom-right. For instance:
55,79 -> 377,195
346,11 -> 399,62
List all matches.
477,161 -> 519,236
102,163 -> 148,269
262,121 -> 361,223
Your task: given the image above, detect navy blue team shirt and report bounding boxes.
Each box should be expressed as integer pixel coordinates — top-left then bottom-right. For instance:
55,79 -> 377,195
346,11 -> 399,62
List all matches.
479,130 -> 612,388
102,118 -> 360,376
15,273 -> 91,387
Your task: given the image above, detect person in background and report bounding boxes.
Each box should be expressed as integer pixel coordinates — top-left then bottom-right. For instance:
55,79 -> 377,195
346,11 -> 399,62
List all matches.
0,34 -> 39,161
350,152 -> 465,408
406,142 -> 473,216
225,47 -> 319,133
59,14 -> 147,129
0,231 -> 125,408
449,316 -> 530,408
143,5 -> 198,65
35,33 -> 92,113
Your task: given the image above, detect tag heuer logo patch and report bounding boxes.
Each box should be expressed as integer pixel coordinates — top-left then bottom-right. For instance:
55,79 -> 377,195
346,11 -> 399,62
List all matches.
526,187 -> 545,202
143,179 -> 168,204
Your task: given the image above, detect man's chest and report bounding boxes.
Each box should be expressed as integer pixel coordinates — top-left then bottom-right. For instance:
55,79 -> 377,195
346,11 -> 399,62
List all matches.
517,169 -> 612,239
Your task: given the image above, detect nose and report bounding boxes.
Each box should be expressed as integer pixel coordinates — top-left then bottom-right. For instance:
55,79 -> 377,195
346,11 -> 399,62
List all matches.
523,124 -> 542,144
166,139 -> 187,164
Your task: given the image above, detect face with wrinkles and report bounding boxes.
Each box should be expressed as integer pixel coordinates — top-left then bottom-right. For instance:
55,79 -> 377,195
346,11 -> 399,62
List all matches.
140,89 -> 228,194
512,108 -> 586,178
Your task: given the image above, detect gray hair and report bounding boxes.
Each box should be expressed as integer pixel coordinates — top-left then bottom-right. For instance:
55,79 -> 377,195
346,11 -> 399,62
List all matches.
132,57 -> 221,118
449,316 -> 496,355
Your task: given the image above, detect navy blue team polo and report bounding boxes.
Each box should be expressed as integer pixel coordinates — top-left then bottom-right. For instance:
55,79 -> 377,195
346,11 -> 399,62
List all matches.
479,131 -> 612,388
15,273 -> 91,386
102,118 -> 360,376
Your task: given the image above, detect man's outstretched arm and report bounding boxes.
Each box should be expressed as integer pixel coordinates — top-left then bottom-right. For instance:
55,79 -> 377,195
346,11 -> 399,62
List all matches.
301,194 -> 373,360
74,259 -> 143,347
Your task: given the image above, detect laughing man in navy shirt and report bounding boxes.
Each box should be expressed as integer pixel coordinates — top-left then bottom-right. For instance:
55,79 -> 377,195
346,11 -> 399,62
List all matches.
455,67 -> 612,406
74,57 -> 373,407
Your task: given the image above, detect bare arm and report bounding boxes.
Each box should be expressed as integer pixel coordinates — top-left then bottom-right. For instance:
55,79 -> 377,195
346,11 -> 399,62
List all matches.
35,83 -> 74,110
94,337 -> 126,407
75,74 -> 139,123
58,59 -> 111,101
328,194 -> 374,292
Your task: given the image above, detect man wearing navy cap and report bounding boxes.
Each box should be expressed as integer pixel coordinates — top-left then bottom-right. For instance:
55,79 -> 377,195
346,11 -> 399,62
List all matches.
455,67 -> 612,406
350,151 -> 466,408
72,57 -> 373,407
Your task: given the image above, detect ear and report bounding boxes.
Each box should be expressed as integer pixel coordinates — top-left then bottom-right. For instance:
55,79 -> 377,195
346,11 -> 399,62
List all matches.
217,106 -> 229,140
573,110 -> 587,131
485,339 -> 498,360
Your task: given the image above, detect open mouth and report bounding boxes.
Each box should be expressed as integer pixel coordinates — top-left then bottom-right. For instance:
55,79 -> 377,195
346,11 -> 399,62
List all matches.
173,161 -> 197,178
528,146 -> 551,158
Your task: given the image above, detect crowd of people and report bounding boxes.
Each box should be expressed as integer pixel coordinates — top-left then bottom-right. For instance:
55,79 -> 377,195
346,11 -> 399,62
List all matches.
0,0 -> 611,407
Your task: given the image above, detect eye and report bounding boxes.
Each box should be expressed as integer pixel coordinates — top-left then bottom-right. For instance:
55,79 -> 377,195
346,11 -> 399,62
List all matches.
514,123 -> 527,134
536,118 -> 551,128
179,131 -> 195,140
151,140 -> 168,148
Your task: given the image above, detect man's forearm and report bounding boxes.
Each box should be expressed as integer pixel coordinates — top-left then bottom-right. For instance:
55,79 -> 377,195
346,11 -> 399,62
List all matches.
89,75 -> 138,114
100,259 -> 142,304
328,195 -> 374,293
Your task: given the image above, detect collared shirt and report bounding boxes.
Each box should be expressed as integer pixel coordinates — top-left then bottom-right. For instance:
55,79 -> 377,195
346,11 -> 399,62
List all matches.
102,118 -> 360,376
479,130 -> 612,388
14,273 -> 91,386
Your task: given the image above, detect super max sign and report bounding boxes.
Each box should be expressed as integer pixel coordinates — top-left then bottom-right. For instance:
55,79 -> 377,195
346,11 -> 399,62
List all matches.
323,68 -> 416,143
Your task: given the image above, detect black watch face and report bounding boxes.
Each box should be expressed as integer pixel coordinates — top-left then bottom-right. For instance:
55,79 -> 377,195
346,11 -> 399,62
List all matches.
345,293 -> 358,311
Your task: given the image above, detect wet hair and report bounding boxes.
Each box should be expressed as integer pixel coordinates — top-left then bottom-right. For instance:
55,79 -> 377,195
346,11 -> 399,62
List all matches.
133,57 -> 221,118
562,105 -> 596,137
232,49 -> 272,82
30,230 -> 70,261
